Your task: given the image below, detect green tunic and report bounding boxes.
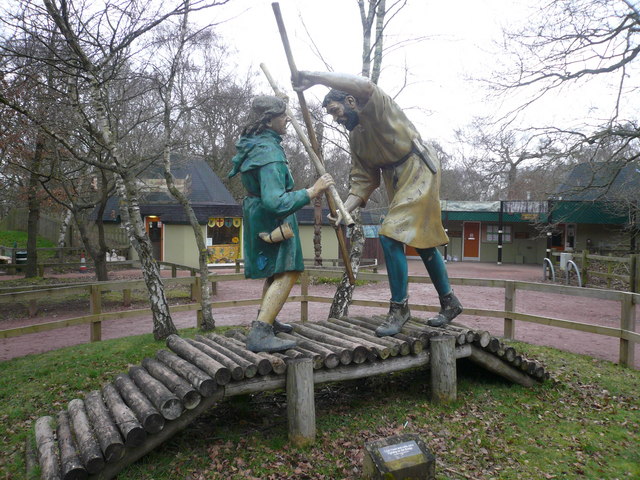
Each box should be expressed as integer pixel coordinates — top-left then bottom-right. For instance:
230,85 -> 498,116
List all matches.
229,130 -> 310,279
348,86 -> 449,249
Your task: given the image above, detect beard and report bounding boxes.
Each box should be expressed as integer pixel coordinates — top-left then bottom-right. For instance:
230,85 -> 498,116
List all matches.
340,106 -> 360,131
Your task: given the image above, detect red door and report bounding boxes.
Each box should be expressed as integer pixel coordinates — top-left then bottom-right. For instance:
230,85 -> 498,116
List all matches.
463,222 -> 480,261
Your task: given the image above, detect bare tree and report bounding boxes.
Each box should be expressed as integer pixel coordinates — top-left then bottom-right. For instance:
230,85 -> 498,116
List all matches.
0,0 -> 230,339
494,0 -> 640,181
149,7 -> 219,330
329,0 -> 409,318
454,119 -> 562,200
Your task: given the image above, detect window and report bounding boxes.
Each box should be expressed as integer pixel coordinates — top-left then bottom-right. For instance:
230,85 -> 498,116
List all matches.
484,225 -> 511,243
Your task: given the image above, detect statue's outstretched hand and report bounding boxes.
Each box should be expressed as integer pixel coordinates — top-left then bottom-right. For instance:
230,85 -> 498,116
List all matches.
292,71 -> 315,92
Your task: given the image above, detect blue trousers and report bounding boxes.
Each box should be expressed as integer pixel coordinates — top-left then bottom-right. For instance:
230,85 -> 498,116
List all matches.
379,235 -> 451,302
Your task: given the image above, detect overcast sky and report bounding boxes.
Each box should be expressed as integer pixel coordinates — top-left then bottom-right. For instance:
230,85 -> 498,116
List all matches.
206,0 -> 633,148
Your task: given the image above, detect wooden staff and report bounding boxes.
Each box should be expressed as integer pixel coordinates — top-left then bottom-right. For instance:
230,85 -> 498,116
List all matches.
271,2 -> 356,285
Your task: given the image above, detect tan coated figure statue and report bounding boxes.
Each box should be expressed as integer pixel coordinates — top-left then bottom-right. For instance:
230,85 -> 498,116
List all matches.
293,71 -> 462,337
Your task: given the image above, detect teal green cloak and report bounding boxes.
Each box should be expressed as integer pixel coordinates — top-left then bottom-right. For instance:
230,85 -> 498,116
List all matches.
229,129 -> 310,279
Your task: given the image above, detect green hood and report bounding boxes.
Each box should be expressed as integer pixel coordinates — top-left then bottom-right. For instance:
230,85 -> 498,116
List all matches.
228,130 -> 285,178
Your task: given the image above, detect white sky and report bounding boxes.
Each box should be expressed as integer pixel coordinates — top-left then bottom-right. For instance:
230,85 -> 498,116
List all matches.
206,0 -> 634,149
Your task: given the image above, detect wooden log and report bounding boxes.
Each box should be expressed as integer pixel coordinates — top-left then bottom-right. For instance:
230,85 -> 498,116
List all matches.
67,398 -> 105,474
448,323 -> 476,343
277,332 -> 340,369
511,354 -> 523,368
34,416 -> 61,480
486,337 -> 501,353
84,391 -> 125,463
408,318 -> 466,345
205,333 -> 274,376
141,357 -> 201,409
102,384 -> 146,448
348,316 -> 423,354
293,324 -> 368,364
220,331 -> 289,375
497,345 -> 517,363
309,322 -> 386,360
56,410 -> 88,480
195,334 -> 258,378
288,331 -> 353,366
316,320 -> 393,358
186,337 -> 244,381
129,366 -> 183,421
156,349 -> 217,397
430,336 -> 457,404
113,374 -> 165,434
469,346 -> 536,387
330,317 -> 406,356
473,330 -> 492,348
290,345 -> 324,369
166,334 -> 231,385
271,347 -> 322,369
286,358 -> 316,447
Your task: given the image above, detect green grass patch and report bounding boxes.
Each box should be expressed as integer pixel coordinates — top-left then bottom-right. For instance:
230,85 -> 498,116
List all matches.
311,276 -> 373,286
1,335 -> 639,479
0,230 -> 56,250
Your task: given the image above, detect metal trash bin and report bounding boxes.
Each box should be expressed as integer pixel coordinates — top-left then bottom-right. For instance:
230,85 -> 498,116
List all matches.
15,251 -> 27,264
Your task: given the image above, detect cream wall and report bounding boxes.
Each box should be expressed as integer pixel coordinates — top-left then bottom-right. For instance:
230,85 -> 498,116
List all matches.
297,225 -> 340,260
163,224 -> 205,266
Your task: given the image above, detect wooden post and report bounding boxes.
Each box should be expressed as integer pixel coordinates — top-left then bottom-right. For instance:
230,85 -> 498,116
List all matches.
235,259 -> 241,273
630,254 -> 639,294
581,250 -> 589,286
300,270 -> 309,323
190,274 -> 199,302
27,300 -> 38,317
171,265 -> 177,278
619,292 -> 636,368
430,335 -> 457,403
504,281 -> 515,339
90,284 -> 102,342
38,263 -> 44,277
286,358 -> 315,446
123,289 -> 131,307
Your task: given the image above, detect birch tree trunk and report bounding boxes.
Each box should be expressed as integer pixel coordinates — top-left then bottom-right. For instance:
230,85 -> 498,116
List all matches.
162,164 -> 215,330
329,209 -> 364,319
158,3 -> 215,331
118,173 -> 177,340
57,209 -> 72,249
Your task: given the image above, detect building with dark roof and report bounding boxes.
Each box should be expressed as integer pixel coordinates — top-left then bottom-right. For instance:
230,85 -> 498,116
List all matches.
101,157 -> 244,266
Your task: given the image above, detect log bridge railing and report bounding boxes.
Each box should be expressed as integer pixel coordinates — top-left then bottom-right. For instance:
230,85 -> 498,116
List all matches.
27,315 -> 546,480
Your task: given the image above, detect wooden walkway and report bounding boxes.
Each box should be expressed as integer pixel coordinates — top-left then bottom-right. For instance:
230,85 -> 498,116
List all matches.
28,316 -> 548,480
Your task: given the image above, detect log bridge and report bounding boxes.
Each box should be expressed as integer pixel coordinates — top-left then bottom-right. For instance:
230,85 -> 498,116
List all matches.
27,316 -> 548,479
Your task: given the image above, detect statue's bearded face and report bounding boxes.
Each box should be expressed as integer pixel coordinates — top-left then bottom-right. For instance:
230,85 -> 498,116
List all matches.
325,100 -> 360,131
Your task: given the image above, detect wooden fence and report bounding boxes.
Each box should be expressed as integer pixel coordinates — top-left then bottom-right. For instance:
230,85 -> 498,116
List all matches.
1,267 -> 638,368
550,251 -> 640,293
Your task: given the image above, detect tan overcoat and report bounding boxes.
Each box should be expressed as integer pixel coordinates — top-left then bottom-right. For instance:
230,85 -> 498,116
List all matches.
348,86 -> 449,249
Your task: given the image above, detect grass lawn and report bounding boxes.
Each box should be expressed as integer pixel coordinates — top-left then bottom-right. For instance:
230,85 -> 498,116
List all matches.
0,230 -> 56,251
1,329 -> 638,480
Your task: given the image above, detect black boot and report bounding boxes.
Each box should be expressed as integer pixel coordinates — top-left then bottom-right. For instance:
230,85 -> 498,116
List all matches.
375,299 -> 410,337
245,321 -> 297,353
427,291 -> 463,327
273,319 -> 294,334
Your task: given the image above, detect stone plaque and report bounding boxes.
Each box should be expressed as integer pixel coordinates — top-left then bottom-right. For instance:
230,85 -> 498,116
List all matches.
363,433 -> 435,479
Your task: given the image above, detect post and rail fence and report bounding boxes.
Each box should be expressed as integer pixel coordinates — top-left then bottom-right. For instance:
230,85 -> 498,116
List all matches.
549,251 -> 640,293
1,264 -> 637,368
